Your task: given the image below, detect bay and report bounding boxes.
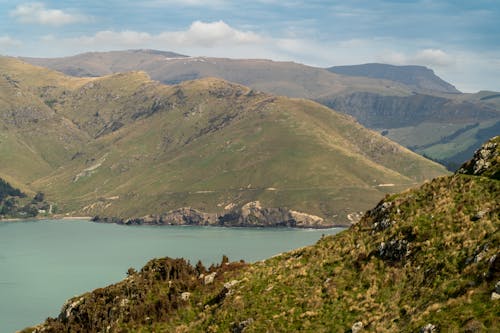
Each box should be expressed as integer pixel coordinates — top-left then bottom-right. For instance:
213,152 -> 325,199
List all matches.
0,219 -> 343,332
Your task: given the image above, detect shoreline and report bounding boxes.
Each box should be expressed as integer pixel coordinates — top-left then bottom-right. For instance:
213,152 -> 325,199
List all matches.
0,215 -> 349,229
0,216 -> 92,223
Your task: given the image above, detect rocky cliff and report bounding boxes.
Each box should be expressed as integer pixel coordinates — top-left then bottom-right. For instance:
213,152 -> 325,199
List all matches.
92,201 -> 331,228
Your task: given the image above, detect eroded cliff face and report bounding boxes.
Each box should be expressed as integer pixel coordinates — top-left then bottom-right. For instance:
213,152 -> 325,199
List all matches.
92,201 -> 332,228
458,136 -> 499,179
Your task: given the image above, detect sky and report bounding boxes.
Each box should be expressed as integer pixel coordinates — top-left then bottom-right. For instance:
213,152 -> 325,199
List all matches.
0,0 -> 499,92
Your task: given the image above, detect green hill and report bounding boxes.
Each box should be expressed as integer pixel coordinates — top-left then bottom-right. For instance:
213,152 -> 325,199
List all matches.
24,136 -> 499,332
0,56 -> 447,226
22,50 -> 500,169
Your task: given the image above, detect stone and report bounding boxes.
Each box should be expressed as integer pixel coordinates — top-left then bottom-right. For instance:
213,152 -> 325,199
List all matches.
351,321 -> 364,333
232,318 -> 254,333
204,272 -> 217,285
181,292 -> 191,301
495,281 -> 500,294
378,239 -> 409,262
224,280 -> 239,289
420,323 -> 437,332
491,292 -> 500,301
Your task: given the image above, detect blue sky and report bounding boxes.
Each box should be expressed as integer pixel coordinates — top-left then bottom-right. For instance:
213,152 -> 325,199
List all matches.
0,0 -> 498,92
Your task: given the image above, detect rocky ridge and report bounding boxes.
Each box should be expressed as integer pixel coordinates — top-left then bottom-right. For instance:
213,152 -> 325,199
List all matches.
92,201 -> 329,228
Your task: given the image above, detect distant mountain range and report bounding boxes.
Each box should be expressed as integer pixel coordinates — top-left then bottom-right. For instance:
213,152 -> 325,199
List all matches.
22,49 -> 500,170
25,136 -> 500,332
0,56 -> 446,225
328,63 -> 460,94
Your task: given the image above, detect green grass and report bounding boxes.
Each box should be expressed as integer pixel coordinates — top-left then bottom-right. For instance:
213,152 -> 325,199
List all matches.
28,165 -> 499,332
0,56 -> 448,225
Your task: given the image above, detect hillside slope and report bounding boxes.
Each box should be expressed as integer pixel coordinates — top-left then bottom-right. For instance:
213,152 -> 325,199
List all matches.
0,56 -> 447,225
25,137 -> 500,332
328,63 -> 460,94
22,50 -> 500,169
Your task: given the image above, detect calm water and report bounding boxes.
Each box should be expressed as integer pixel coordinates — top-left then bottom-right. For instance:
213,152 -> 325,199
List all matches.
0,219 -> 343,332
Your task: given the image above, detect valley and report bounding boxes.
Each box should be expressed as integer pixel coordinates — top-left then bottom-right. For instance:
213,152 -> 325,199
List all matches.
0,56 -> 447,226
23,50 -> 500,170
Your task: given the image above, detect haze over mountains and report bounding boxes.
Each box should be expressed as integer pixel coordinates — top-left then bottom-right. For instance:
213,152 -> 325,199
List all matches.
23,49 -> 500,170
0,56 -> 446,225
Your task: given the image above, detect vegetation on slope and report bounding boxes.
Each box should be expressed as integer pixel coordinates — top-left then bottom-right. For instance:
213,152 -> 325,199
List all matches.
26,137 -> 500,332
0,56 -> 447,225
0,178 -> 51,219
22,50 -> 500,169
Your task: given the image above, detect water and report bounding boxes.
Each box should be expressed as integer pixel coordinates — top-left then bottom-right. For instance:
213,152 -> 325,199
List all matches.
0,219 -> 344,332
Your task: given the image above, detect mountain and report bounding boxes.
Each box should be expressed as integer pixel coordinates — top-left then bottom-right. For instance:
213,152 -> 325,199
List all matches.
328,63 -> 461,94
22,50 -> 500,170
21,49 -> 187,77
22,50 -> 413,98
24,136 -> 500,332
0,56 -> 447,226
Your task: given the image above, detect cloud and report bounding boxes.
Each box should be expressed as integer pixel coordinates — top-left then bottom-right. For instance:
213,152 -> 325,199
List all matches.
378,48 -> 455,68
10,2 -> 89,26
0,35 -> 22,48
67,21 -> 263,49
147,0 -> 227,6
163,20 -> 262,46
413,49 -> 455,67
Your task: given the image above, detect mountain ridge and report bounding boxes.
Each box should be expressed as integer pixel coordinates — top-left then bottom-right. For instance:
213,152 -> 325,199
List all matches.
328,63 -> 461,94
21,50 -> 500,170
0,56 -> 447,226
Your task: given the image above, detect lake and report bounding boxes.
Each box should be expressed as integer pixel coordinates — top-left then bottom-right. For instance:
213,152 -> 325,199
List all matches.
0,219 -> 344,332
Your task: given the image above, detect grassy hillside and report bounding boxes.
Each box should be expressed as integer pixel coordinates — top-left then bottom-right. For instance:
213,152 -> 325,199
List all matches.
25,137 -> 499,332
22,50 -> 500,169
0,56 -> 448,225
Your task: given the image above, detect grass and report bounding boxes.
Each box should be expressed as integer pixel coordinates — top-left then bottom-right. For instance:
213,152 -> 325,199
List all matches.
26,132 -> 500,332
0,56 -> 448,225
28,163 -> 499,331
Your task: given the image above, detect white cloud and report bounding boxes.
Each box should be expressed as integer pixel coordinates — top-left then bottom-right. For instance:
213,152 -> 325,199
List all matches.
143,0 -> 228,8
413,48 -> 455,67
10,2 -> 89,26
0,35 -> 22,48
165,20 -> 262,46
67,21 -> 263,49
377,48 -> 455,68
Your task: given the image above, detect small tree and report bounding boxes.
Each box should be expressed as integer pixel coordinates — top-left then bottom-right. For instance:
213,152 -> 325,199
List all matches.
33,192 -> 45,202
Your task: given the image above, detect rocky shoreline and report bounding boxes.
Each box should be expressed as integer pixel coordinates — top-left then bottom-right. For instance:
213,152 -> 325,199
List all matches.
91,201 -> 346,229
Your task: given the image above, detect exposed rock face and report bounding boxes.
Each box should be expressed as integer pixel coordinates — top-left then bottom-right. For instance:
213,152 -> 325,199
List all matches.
92,201 -> 334,228
377,239 -> 410,262
458,136 -> 499,179
219,201 -> 325,228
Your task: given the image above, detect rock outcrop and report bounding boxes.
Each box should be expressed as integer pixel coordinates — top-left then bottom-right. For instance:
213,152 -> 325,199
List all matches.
92,201 -> 333,228
458,135 -> 499,179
